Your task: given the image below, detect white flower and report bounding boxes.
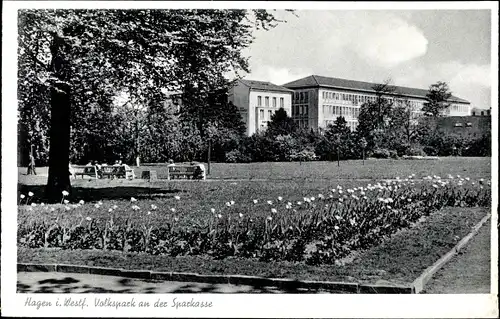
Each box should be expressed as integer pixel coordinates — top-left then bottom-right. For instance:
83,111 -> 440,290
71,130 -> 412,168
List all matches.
335,215 -> 341,220
267,216 -> 273,221
225,202 -> 231,207
329,194 -> 334,198
334,225 -> 340,230
387,205 -> 392,209
387,198 -> 393,203
465,177 -> 470,181
347,189 -> 353,193
28,191 -> 34,197
130,197 -> 137,202
351,195 -> 359,200
20,194 -> 25,199
363,196 -> 368,200
230,200 -> 235,206
457,175 -> 461,178
147,211 -> 151,215
62,190 -> 69,196
217,214 -> 222,219
86,217 -> 92,221
64,199 -> 69,204
174,217 -> 179,222
31,203 -> 37,207
432,184 -> 439,188
40,202 -> 45,206
79,200 -> 85,205
253,199 -> 258,204
50,207 -> 55,212
338,198 -> 343,202
151,204 -> 157,210
285,205 -> 291,209
174,195 -> 181,200
297,201 -> 302,206
277,196 -> 283,201
338,190 -> 343,194
108,208 -> 113,212
65,206 -> 71,211
239,213 -> 244,218
267,200 -> 273,205
112,205 -> 118,209
72,204 -> 78,209
331,189 -> 336,193
131,205 -> 140,211
98,201 -> 103,205
94,204 -> 100,208
271,208 -> 277,213
310,197 -> 316,201
211,208 -> 216,213
360,191 -> 365,196
170,208 -> 176,213
337,185 -> 342,189
28,207 -> 33,211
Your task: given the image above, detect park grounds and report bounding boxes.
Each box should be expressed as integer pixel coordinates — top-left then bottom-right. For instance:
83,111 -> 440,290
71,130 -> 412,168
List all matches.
16,157 -> 492,291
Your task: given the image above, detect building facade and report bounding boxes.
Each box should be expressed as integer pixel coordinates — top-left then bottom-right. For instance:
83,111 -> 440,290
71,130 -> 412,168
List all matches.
283,75 -> 471,132
228,79 -> 293,136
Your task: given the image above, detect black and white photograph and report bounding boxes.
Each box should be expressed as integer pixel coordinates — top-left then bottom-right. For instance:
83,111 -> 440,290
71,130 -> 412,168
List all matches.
2,1 -> 498,317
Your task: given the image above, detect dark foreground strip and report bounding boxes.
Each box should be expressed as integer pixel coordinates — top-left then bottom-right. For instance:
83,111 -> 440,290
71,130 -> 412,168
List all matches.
411,213 -> 491,294
17,263 -> 410,294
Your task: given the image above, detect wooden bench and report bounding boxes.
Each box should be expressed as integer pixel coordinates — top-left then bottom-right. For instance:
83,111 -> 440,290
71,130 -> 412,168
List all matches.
166,165 -> 205,180
74,166 -> 99,179
102,165 -> 135,180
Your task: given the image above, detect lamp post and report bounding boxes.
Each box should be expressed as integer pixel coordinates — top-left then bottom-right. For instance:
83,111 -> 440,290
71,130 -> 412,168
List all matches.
335,135 -> 341,167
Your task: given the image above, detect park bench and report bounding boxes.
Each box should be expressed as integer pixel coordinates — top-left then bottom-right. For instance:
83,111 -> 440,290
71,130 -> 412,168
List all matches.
102,165 -> 136,180
166,164 -> 205,180
74,166 -> 100,179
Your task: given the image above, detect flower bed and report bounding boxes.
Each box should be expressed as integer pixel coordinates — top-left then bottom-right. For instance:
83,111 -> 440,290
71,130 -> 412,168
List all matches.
17,175 -> 491,266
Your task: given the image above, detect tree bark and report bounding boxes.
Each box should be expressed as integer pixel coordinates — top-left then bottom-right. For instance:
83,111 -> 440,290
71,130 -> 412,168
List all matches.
45,34 -> 72,202
45,83 -> 71,202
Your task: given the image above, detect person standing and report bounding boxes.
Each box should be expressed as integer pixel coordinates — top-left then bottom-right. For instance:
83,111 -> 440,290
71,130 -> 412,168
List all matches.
136,155 -> 141,168
27,152 -> 36,175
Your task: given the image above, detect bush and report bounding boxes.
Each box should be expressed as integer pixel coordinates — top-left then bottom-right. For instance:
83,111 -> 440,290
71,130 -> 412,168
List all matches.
371,148 -> 390,159
225,149 -> 251,163
423,146 -> 438,156
406,146 -> 427,157
389,150 -> 399,159
289,149 -> 318,162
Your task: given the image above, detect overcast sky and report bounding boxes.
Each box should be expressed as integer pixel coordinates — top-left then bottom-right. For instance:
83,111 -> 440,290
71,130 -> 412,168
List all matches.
242,10 -> 492,109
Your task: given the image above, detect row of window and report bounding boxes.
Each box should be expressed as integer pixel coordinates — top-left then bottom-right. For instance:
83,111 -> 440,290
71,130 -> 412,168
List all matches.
257,96 -> 285,108
321,91 -> 424,109
294,119 -> 309,128
293,91 -> 310,103
323,119 -> 358,131
322,105 -> 360,118
291,105 -> 309,117
258,109 -> 277,121
450,104 -> 469,113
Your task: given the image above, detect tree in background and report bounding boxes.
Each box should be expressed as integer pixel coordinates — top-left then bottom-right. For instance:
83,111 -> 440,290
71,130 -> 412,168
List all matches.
266,107 -> 296,137
18,9 -> 289,201
422,81 -> 452,116
316,116 -> 357,161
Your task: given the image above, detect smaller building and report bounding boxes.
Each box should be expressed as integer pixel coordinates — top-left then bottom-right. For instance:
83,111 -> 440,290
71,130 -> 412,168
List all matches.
471,107 -> 491,117
228,79 -> 293,136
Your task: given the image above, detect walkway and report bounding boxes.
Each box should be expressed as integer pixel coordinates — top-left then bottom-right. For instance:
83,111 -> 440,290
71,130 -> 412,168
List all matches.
423,220 -> 491,294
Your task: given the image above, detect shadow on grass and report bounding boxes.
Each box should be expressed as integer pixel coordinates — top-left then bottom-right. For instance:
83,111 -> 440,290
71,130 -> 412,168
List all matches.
17,184 -> 183,202
17,273 -> 322,294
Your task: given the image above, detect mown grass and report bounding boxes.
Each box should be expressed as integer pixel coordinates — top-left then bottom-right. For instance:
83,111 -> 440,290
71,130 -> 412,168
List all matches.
18,157 -> 491,183
17,207 -> 489,285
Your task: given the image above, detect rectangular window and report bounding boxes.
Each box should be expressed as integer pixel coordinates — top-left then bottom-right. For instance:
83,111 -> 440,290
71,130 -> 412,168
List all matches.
305,106 -> 308,115
259,109 -> 264,118
305,92 -> 309,102
272,97 -> 277,107
265,97 -> 269,107
268,110 -> 273,119
257,96 -> 262,106
280,97 -> 284,108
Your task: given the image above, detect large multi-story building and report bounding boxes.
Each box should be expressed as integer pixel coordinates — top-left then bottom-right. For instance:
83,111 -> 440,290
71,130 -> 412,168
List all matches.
283,75 -> 471,131
228,79 -> 293,136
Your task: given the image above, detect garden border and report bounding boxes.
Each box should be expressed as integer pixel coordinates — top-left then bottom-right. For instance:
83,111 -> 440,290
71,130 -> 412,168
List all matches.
16,213 -> 491,294
411,212 -> 491,294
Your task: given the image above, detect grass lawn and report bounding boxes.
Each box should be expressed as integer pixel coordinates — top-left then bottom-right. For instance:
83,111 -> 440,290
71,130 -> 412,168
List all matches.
18,157 -> 491,182
17,207 -> 489,285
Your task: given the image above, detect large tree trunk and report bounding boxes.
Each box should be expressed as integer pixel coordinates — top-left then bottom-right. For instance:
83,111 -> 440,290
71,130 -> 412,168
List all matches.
45,83 -> 71,202
45,34 -> 72,202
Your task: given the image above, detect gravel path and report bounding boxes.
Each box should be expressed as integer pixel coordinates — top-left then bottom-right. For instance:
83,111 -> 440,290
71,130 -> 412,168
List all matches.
423,220 -> 491,294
